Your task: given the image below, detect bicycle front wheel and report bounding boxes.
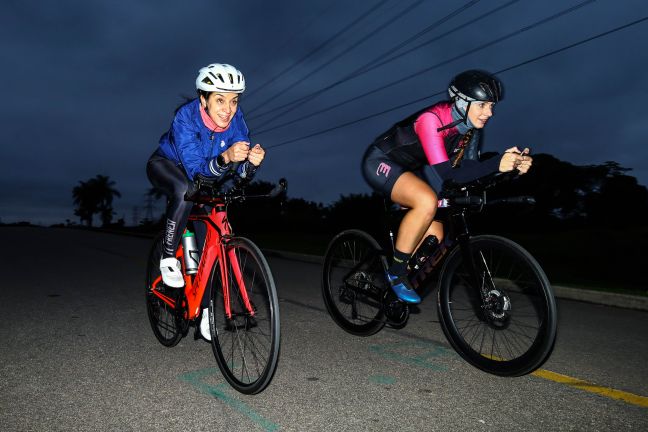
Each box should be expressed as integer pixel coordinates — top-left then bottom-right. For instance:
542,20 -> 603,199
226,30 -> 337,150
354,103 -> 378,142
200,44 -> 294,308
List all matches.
322,229 -> 387,336
209,237 -> 280,395
437,235 -> 557,376
145,235 -> 185,347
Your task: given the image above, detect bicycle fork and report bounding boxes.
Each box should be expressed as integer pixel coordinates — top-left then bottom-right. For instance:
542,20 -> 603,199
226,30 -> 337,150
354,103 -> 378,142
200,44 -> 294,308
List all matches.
219,239 -> 255,320
453,212 -> 496,309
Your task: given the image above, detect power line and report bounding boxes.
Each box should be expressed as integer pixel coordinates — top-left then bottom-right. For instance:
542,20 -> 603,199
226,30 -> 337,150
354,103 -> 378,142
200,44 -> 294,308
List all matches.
264,16 -> 648,150
248,0 -> 483,122
347,0 -> 483,78
255,0 -> 596,137
252,0 -> 524,134
247,0 -> 427,120
245,0 -> 391,114
245,1 -> 342,79
360,0 -> 523,76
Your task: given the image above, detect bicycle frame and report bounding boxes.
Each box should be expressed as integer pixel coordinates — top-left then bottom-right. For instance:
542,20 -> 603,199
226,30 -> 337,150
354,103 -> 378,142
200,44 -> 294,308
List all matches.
408,194 -> 519,307
406,203 -> 488,303
389,200 -> 460,290
150,202 -> 254,322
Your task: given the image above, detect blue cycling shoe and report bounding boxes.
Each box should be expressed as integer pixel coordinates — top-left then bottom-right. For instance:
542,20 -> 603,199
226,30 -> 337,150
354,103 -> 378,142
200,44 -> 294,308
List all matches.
386,273 -> 421,304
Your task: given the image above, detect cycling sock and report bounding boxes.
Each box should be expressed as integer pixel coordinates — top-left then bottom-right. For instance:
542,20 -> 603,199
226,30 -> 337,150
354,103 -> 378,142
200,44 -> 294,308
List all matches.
388,249 -> 411,276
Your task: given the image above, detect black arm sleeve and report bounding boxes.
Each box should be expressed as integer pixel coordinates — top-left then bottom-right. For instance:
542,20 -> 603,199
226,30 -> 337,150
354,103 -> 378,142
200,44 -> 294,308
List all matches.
431,155 -> 501,185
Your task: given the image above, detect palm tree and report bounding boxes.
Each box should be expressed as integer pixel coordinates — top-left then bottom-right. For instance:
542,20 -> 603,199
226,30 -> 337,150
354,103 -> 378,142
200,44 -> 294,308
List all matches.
73,179 -> 98,226
72,175 -> 121,227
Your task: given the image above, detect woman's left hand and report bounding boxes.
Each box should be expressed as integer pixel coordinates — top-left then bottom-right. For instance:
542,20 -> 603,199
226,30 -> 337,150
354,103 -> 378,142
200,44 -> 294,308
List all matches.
247,144 -> 265,166
515,147 -> 533,174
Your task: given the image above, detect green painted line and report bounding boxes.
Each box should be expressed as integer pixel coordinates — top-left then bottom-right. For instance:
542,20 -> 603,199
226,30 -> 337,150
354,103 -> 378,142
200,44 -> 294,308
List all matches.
179,368 -> 279,431
369,341 -> 450,371
369,375 -> 397,385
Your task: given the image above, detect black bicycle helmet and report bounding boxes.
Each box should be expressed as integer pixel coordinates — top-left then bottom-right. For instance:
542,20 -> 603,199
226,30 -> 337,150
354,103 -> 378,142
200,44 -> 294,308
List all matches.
438,69 -> 502,131
448,69 -> 502,103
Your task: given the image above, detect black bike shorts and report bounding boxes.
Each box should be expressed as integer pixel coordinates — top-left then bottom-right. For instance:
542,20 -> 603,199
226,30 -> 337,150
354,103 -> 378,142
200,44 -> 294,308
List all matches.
362,145 -> 443,198
361,145 -> 406,198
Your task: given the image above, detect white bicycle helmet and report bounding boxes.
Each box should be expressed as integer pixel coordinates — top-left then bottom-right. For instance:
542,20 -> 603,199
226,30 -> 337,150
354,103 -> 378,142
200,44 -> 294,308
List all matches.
196,63 -> 245,93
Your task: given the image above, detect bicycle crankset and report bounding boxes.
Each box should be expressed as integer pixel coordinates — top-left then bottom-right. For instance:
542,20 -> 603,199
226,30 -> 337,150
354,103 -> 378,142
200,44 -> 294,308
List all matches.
382,290 -> 409,328
340,271 -> 382,303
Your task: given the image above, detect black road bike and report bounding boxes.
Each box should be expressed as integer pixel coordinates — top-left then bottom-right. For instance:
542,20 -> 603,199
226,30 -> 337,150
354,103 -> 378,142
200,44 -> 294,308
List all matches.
321,174 -> 557,376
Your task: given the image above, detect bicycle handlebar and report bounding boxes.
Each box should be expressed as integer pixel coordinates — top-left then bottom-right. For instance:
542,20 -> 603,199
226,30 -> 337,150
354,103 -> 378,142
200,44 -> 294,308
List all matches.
442,171 -> 519,196
185,176 -> 288,205
447,195 -> 535,208
489,196 -> 536,205
440,171 -> 535,211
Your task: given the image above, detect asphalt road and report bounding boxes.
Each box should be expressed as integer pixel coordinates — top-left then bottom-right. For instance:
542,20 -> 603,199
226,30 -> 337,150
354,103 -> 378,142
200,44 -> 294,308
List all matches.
1,227 -> 647,432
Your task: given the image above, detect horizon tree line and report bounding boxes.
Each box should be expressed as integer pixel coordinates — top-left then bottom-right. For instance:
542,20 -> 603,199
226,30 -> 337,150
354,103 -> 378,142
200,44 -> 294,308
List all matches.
70,153 -> 648,230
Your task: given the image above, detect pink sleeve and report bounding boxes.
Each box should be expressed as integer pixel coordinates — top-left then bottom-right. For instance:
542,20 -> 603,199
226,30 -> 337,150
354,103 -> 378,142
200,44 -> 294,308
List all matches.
414,112 -> 449,165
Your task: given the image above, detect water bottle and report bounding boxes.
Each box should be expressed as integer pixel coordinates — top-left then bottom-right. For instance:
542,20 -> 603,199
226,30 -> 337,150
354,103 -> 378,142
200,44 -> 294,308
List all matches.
412,235 -> 439,268
182,229 -> 200,275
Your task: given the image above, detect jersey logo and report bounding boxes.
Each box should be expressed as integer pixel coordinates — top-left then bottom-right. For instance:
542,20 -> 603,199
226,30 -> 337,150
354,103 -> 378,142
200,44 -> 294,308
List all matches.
377,162 -> 392,177
220,140 -> 226,148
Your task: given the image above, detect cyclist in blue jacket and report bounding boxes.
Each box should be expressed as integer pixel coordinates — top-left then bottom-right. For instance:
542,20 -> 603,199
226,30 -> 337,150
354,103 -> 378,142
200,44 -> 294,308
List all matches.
147,63 -> 265,289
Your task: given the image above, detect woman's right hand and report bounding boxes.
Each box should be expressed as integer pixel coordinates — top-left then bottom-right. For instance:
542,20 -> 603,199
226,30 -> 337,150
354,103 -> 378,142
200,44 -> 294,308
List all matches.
222,141 -> 250,164
499,147 -> 526,172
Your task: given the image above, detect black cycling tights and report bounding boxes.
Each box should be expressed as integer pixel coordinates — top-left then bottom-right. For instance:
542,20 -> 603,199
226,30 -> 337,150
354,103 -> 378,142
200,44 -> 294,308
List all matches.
146,153 -> 196,259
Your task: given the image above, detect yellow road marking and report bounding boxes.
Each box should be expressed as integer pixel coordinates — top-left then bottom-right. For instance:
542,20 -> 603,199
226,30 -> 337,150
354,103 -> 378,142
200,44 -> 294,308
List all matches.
532,369 -> 648,408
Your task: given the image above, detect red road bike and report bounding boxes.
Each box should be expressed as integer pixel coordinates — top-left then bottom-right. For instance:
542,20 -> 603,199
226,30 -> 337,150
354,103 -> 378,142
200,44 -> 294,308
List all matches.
145,177 -> 285,394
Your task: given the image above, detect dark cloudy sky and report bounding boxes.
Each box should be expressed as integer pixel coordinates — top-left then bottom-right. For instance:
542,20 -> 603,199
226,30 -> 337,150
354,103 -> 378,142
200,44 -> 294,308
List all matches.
2,0 -> 647,225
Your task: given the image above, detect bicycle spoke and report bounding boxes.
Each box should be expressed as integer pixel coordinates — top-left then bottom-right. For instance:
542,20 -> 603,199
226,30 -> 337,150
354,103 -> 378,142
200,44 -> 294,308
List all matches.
322,231 -> 387,336
210,238 -> 280,394
145,235 -> 184,347
439,236 -> 556,376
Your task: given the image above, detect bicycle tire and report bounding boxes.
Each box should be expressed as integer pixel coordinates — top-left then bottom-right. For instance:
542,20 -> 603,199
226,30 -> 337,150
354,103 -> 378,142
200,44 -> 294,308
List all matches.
437,235 -> 557,376
145,235 -> 185,347
209,237 -> 281,395
322,229 -> 387,336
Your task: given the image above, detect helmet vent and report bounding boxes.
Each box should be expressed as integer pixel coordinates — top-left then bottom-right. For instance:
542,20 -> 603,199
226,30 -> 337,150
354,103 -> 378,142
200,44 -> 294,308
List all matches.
196,63 -> 245,93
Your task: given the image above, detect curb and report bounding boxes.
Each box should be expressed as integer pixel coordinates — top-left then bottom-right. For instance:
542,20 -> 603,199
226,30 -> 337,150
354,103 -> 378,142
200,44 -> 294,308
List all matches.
262,249 -> 648,312
550,285 -> 648,312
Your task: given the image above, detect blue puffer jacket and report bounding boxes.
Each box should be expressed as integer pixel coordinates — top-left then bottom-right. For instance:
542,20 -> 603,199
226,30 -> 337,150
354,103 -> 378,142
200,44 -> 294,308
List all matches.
156,98 -> 252,180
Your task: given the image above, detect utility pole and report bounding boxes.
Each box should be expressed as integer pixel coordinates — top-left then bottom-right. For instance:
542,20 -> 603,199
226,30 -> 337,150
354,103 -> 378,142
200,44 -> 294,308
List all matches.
132,206 -> 140,226
143,192 -> 155,223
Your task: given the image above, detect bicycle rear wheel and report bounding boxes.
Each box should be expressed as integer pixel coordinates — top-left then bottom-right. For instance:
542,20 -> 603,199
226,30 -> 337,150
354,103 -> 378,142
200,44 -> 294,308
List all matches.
437,235 -> 557,376
209,237 -> 280,395
145,235 -> 185,347
321,229 -> 387,336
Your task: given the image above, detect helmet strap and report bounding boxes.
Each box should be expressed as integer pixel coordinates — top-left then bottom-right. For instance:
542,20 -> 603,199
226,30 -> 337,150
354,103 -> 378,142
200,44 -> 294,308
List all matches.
463,101 -> 472,125
437,99 -> 472,132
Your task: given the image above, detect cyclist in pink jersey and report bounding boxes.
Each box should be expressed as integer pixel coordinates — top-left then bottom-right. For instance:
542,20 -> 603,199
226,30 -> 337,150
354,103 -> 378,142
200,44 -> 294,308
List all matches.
362,70 -> 532,303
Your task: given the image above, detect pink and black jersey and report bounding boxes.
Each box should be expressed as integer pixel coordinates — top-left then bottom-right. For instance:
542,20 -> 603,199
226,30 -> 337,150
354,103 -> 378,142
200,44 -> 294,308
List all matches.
374,101 -> 481,170
363,100 -> 500,195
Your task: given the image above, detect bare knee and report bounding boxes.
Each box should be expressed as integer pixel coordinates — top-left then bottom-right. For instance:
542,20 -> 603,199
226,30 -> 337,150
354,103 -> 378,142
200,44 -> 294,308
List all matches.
415,190 -> 438,221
